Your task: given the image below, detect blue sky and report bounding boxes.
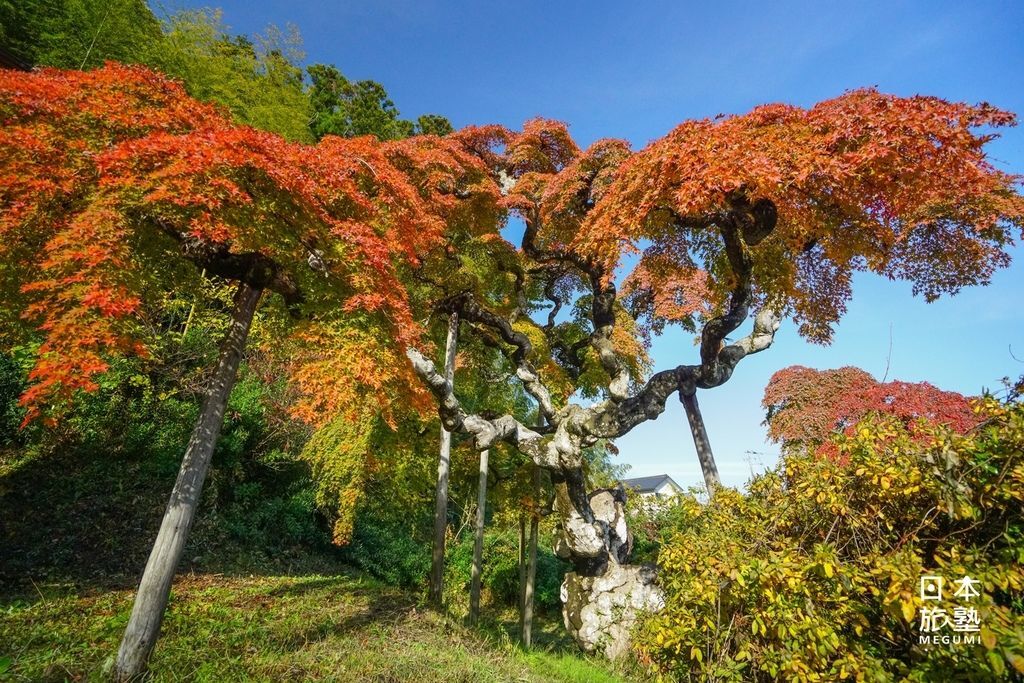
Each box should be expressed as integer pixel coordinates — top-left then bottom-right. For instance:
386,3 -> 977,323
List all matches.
178,0 -> 1024,488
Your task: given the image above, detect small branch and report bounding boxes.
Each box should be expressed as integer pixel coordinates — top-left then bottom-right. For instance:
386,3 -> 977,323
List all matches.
882,323 -> 893,382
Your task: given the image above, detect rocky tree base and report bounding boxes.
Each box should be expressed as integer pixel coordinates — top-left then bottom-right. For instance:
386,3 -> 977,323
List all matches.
561,564 -> 663,659
555,486 -> 664,659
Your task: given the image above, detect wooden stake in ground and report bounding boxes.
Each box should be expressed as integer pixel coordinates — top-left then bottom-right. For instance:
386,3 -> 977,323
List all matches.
679,388 -> 721,496
115,283 -> 263,681
428,312 -> 459,608
522,463 -> 540,647
468,448 -> 489,625
517,514 -> 526,633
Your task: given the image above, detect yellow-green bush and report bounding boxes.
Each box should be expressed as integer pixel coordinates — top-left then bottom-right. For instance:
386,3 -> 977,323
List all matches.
636,397 -> 1024,682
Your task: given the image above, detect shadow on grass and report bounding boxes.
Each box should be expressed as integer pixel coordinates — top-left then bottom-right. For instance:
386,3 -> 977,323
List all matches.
0,443 -> 349,595
279,588 -> 419,650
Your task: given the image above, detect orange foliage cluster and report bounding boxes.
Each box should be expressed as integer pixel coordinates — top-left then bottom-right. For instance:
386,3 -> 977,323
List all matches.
763,365 -> 982,458
0,64 -> 502,422
580,89 -> 1024,341
2,65 -> 1022,430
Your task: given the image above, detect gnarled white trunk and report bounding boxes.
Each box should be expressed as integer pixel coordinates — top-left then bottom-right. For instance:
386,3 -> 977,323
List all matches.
114,283 -> 262,681
405,346 -> 667,659
553,471 -> 663,659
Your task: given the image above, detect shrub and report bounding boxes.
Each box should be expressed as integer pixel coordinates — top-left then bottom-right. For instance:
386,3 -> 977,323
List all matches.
636,397 -> 1024,681
445,527 -> 569,612
0,350 -> 29,450
0,344 -> 334,578
341,513 -> 431,589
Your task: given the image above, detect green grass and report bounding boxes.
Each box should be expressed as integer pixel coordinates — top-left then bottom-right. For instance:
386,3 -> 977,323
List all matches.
0,572 -> 642,682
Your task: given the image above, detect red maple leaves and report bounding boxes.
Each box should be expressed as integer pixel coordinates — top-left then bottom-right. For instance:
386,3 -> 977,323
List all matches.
763,365 -> 981,457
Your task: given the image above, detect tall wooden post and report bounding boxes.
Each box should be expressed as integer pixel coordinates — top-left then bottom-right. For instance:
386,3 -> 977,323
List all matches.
469,448 -> 489,624
522,464 -> 540,647
429,312 -> 459,607
116,283 -> 262,680
680,389 -> 720,495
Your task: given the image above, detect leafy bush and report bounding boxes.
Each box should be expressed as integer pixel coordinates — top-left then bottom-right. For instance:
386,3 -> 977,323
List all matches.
0,350 -> 29,450
636,397 -> 1024,681
627,495 -> 701,566
445,527 -> 569,612
341,513 -> 432,589
0,344 -> 334,579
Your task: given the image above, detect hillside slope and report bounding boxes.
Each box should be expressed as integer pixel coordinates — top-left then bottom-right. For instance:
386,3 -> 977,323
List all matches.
0,572 -> 639,682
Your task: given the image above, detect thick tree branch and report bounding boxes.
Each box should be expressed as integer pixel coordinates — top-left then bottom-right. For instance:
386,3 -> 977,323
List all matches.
407,347 -> 586,469
154,219 -> 303,308
407,347 -> 542,450
523,217 -> 631,400
516,164 -> 632,402
693,194 -> 778,384
438,291 -> 558,421
586,304 -> 781,438
586,272 -> 631,401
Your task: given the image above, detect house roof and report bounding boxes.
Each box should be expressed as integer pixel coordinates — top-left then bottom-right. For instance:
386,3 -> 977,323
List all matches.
621,474 -> 682,494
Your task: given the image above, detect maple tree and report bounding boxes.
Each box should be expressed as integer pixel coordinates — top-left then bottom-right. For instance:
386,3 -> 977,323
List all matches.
406,94 -> 1024,655
3,59 -> 1023,664
763,365 -> 982,457
0,63 -> 502,678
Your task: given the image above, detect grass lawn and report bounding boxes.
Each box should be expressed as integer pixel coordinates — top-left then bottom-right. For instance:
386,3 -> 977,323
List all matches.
0,571 -> 643,682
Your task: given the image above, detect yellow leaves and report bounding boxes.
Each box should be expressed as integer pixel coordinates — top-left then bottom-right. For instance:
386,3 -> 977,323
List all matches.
981,626 -> 997,650
636,397 -> 1024,682
899,598 -> 915,623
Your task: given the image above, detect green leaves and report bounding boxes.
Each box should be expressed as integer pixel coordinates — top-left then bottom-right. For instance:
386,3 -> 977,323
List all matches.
307,63 -> 452,142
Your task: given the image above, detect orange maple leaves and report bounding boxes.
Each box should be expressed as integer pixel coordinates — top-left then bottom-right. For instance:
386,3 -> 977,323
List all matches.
580,89 -> 1024,341
2,65 -> 1022,428
0,64 -> 502,422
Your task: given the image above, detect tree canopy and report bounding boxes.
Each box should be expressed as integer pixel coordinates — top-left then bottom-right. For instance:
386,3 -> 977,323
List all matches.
308,63 -> 453,141
0,64 -> 497,424
763,365 -> 981,455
